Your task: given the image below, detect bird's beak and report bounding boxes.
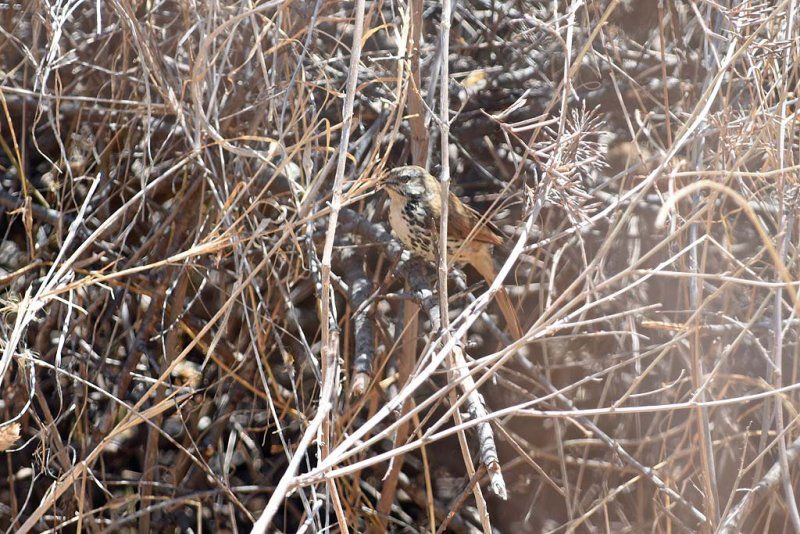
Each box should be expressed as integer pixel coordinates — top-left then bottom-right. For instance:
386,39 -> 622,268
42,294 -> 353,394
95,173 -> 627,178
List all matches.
381,172 -> 399,189
351,175 -> 382,195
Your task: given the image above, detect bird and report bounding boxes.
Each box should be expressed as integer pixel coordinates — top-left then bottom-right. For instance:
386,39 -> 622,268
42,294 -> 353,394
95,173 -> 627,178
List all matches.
381,165 -> 523,339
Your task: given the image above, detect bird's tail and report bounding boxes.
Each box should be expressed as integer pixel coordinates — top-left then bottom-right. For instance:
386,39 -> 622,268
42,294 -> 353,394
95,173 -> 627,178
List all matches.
471,250 -> 523,339
495,286 -> 523,339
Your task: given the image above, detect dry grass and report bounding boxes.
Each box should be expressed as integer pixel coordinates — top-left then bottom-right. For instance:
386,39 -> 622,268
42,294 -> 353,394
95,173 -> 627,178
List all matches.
1,0 -> 799,532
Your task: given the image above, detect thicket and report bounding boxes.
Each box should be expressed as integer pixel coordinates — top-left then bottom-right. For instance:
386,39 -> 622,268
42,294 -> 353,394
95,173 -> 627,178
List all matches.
1,0 -> 799,532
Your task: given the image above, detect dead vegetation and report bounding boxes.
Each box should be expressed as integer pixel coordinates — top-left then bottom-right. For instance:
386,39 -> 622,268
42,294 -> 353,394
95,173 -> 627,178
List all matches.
1,0 -> 799,532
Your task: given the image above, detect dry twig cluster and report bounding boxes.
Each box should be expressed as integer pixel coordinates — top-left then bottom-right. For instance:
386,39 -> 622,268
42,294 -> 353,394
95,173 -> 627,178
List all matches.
1,0 -> 799,532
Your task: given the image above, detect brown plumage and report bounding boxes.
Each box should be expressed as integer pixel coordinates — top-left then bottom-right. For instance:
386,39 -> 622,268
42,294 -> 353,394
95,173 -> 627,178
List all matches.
382,165 -> 523,339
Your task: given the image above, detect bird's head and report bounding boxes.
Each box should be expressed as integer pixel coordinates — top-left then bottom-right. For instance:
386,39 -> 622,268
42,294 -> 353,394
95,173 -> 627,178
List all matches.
382,165 -> 431,199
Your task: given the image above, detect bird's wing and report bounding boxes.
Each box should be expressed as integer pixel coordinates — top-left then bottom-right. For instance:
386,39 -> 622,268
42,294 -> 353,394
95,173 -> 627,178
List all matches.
447,191 -> 503,245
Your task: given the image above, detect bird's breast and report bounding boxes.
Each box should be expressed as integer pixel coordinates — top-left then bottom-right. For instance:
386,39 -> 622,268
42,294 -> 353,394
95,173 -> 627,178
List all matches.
388,197 -> 436,261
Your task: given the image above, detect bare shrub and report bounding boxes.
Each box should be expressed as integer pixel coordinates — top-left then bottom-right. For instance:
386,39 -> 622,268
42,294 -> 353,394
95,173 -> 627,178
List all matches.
0,0 -> 799,532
